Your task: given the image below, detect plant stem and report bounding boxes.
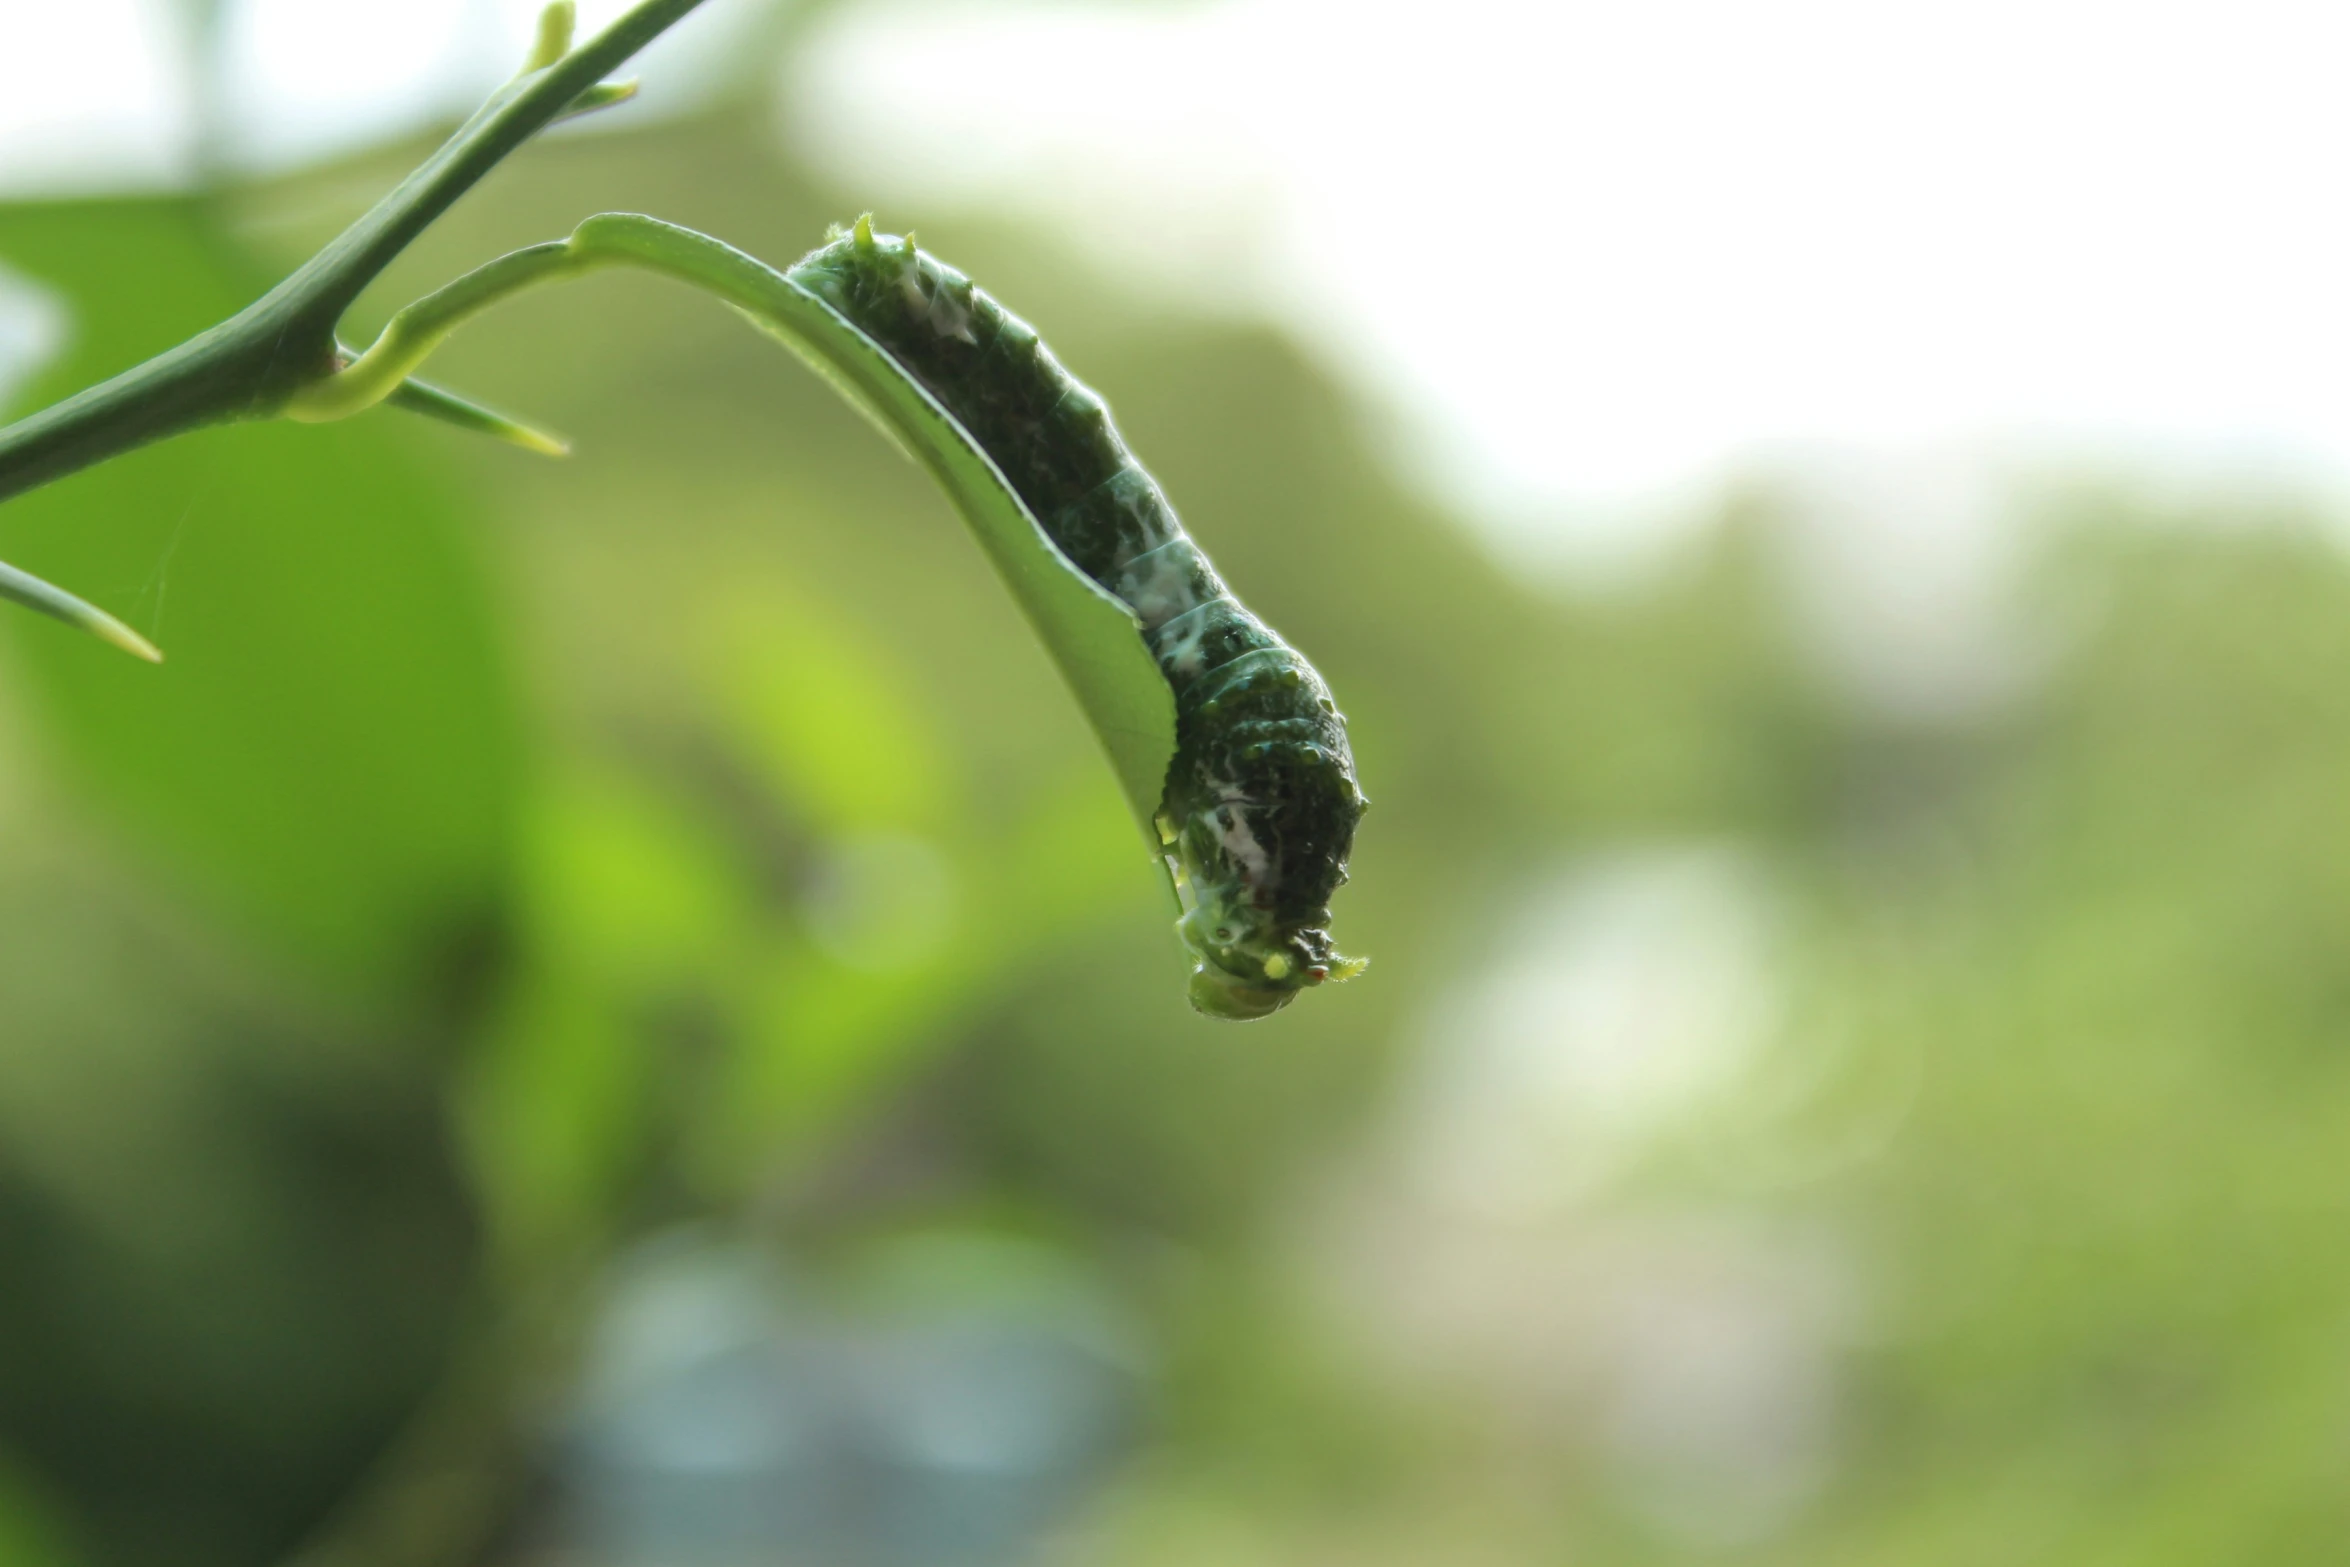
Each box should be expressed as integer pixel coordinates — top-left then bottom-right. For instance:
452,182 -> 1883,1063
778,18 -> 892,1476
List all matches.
0,0 -> 710,650
289,216 -> 868,426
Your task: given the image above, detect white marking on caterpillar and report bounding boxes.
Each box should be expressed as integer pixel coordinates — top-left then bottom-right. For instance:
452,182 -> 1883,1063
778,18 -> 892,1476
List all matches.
926,281 -> 977,344
1118,540 -> 1205,628
892,256 -> 979,345
1214,801 -> 1271,888
1156,604 -> 1213,676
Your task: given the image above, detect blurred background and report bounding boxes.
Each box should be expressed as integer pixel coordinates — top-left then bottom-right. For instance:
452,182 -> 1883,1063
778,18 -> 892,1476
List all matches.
1,1 -> 2349,1563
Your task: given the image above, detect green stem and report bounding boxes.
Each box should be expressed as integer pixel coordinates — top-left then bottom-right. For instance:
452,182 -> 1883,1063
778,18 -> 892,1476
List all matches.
0,316 -> 279,511
288,243 -> 596,423
0,0 -> 709,653
261,0 -> 707,339
289,217 -> 881,425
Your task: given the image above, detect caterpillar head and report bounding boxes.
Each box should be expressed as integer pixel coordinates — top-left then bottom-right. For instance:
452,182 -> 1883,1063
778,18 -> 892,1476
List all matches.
1161,725 -> 1368,1020
1176,893 -> 1367,1021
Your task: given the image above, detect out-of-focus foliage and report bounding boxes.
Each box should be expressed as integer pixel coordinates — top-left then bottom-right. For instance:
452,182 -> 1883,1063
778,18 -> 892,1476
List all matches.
0,194 -> 503,1567
0,198 -> 519,1012
0,39 -> 2347,1567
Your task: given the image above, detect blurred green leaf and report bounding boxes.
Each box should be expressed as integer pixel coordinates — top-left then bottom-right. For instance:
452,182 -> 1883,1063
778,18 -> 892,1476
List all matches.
0,838 -> 476,1567
705,579 -> 953,834
0,1455 -> 69,1567
0,197 -> 519,1015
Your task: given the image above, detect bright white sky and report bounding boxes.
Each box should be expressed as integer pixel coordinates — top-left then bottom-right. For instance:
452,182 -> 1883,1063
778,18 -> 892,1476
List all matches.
5,0 -> 2350,594
0,0 -> 747,183
785,0 -> 2350,571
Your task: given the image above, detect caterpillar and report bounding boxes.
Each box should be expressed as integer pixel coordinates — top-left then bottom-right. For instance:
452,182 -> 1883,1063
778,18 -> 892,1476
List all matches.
789,217 -> 1366,1020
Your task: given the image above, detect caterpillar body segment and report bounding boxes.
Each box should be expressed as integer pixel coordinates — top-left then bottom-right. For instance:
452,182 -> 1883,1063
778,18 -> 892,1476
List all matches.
789,221 -> 1365,1018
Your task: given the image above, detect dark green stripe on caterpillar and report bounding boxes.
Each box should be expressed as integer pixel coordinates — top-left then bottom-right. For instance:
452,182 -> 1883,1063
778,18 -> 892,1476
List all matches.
790,217 -> 1366,1019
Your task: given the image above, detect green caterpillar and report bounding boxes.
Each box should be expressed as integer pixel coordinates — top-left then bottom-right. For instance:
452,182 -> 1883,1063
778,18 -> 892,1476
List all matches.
791,218 -> 1366,1019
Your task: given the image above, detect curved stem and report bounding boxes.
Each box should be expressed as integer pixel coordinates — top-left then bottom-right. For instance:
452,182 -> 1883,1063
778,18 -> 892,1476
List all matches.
288,216 -> 863,424
288,244 -> 597,423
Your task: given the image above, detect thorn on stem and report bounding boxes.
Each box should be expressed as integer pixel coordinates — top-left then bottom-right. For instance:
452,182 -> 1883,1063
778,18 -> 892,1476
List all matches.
524,1 -> 577,74
0,558 -> 162,663
555,79 -> 639,122
93,617 -> 165,665
388,376 -> 571,458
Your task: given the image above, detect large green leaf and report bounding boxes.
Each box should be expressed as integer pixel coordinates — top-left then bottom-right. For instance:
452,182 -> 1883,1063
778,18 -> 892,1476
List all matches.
0,198 -> 519,1014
